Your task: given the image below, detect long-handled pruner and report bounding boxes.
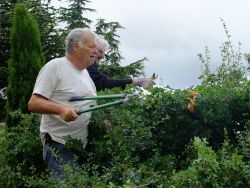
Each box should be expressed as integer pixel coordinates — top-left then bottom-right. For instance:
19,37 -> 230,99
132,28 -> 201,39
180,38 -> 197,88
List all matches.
69,94 -> 139,115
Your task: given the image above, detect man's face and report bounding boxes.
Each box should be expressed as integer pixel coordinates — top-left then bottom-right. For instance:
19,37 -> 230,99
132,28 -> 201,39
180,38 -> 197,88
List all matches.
95,48 -> 105,64
77,35 -> 97,68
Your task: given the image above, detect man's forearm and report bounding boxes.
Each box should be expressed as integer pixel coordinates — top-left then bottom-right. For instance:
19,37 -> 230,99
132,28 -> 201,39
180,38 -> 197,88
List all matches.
28,94 -> 65,115
28,94 -> 78,122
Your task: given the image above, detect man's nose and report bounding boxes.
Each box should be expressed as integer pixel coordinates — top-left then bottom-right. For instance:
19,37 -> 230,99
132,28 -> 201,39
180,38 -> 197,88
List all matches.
93,48 -> 98,56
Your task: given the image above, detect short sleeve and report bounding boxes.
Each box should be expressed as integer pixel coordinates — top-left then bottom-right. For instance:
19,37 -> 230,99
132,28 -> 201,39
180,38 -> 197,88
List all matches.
33,63 -> 58,99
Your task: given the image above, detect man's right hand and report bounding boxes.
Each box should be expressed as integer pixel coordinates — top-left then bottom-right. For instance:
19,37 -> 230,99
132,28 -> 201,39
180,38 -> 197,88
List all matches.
28,94 -> 79,122
59,107 -> 79,122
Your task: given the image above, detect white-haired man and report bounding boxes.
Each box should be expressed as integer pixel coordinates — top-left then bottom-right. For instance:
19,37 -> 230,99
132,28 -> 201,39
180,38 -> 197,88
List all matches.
87,36 -> 154,91
28,28 -> 98,176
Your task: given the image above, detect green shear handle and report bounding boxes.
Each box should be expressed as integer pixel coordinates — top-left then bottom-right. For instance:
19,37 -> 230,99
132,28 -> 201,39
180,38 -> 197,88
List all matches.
69,94 -> 138,115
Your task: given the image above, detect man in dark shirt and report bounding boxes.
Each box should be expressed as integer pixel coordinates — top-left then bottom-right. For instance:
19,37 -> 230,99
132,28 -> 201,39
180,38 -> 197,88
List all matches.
87,36 -> 154,91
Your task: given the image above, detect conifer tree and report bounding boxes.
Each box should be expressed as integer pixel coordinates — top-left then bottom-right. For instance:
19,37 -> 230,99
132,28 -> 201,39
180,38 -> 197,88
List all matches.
0,0 -> 25,65
0,0 -> 15,87
58,0 -> 95,37
1,0 -> 63,73
95,19 -> 145,78
6,3 -> 44,125
95,19 -> 124,66
27,0 -> 64,61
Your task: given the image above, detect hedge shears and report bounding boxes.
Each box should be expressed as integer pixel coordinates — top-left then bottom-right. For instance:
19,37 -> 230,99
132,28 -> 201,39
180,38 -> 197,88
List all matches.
151,73 -> 158,80
69,93 -> 139,115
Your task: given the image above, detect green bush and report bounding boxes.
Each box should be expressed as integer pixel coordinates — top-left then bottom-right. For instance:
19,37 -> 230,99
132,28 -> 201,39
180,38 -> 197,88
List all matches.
170,135 -> 250,188
1,110 -> 44,187
0,82 -> 249,186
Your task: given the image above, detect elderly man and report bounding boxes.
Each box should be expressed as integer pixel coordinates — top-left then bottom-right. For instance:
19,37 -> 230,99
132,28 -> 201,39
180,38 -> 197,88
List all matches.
28,28 -> 98,175
87,36 -> 154,91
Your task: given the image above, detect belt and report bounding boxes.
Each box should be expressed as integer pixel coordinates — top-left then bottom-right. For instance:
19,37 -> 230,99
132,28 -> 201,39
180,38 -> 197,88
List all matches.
44,133 -> 60,145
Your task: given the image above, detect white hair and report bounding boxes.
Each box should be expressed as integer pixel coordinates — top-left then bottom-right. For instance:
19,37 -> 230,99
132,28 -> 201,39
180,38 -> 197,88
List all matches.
65,28 -> 96,54
96,36 -> 109,52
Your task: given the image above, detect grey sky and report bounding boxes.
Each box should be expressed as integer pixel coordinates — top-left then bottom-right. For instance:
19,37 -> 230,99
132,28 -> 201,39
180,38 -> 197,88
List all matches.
54,0 -> 250,89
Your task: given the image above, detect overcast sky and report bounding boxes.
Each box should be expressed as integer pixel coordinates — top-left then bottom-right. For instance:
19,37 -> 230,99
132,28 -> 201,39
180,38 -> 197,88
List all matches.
54,0 -> 250,89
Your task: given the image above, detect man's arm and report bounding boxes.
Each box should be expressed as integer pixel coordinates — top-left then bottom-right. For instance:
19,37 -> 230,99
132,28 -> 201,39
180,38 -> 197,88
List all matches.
28,94 -> 78,122
87,63 -> 132,91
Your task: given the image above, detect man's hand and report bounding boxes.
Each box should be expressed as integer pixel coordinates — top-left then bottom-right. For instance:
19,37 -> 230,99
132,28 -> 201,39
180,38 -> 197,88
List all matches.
133,77 -> 155,89
59,107 -> 79,122
28,94 -> 79,122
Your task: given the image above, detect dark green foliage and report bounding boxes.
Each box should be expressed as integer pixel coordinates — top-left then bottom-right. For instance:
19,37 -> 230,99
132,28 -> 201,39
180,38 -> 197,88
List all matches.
195,82 -> 250,149
170,137 -> 220,188
0,3 -> 249,187
6,3 -> 44,126
0,0 -> 15,103
238,122 -> 250,160
0,67 -> 8,89
95,19 -> 146,78
6,111 -> 43,171
0,100 -> 6,121
99,57 -> 146,78
95,19 -> 124,66
0,83 -> 249,186
170,137 -> 250,188
27,0 -> 64,61
0,0 -> 14,68
0,67 -> 7,121
0,0 -> 63,91
58,0 -> 95,38
86,82 -> 249,185
0,111 -> 43,187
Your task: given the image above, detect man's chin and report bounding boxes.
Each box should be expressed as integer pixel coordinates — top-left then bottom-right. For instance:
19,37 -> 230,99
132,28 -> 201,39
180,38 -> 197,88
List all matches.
87,60 -> 95,67
95,60 -> 100,65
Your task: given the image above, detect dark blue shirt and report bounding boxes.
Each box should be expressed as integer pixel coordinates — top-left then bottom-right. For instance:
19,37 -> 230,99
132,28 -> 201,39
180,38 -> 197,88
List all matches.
87,62 -> 132,91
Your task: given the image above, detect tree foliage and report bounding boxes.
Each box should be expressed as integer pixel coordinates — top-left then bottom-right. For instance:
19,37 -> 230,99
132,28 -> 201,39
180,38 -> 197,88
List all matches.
198,18 -> 250,87
95,19 -> 124,66
6,3 -> 44,125
0,83 -> 249,187
0,2 -> 249,187
95,19 -> 146,78
58,0 -> 95,38
27,0 -> 64,61
0,0 -> 16,78
0,1 -> 24,83
57,0 -> 97,63
0,0 -> 64,93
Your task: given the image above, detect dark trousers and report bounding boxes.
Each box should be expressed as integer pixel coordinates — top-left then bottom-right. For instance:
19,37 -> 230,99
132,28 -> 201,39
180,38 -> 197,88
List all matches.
43,135 -> 79,177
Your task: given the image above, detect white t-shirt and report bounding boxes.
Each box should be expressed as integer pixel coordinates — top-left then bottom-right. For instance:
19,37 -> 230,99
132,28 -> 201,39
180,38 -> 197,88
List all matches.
33,57 -> 96,146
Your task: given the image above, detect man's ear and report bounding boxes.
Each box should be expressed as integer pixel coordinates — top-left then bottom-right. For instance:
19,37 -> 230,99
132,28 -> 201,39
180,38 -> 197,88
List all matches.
72,42 -> 79,51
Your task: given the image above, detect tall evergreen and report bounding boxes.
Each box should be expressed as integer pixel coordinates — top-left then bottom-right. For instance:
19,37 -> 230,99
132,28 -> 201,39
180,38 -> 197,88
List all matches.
95,19 -> 145,78
6,3 -> 44,125
0,0 -> 15,87
27,0 -> 64,61
58,0 -> 95,37
95,19 -> 124,66
1,0 -> 63,76
0,1 -> 25,67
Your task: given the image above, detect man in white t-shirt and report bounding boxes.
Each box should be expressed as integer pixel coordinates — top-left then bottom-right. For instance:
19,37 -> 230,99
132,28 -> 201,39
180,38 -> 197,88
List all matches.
28,28 -> 98,176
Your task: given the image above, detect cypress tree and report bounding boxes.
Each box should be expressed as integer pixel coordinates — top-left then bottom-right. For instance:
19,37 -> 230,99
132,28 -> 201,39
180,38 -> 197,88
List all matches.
6,3 -> 44,126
